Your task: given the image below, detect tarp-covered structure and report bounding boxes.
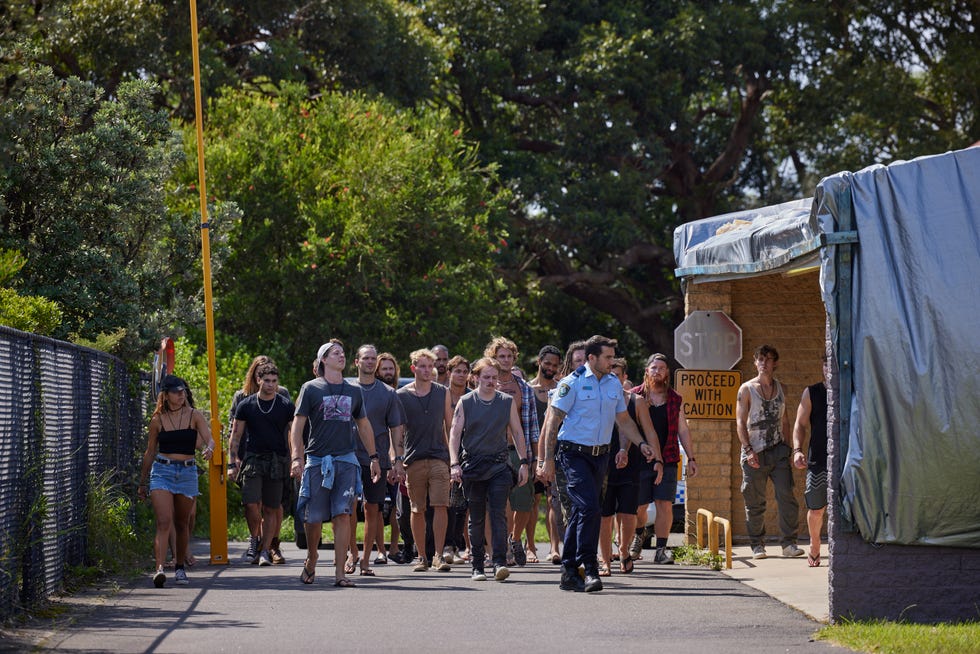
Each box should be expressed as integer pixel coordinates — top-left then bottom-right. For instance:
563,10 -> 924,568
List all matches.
674,147 -> 980,548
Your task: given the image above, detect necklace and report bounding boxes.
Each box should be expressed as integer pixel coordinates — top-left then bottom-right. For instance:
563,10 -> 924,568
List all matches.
256,394 -> 276,415
476,392 -> 496,406
759,379 -> 777,402
162,408 -> 182,431
414,389 -> 433,415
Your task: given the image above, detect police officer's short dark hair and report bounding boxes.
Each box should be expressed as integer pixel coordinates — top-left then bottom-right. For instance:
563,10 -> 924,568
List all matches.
583,335 -> 617,359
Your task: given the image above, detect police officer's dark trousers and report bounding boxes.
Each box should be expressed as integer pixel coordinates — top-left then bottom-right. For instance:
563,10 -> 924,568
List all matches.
558,447 -> 608,575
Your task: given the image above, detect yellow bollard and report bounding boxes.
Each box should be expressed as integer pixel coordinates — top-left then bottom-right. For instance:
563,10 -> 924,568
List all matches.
696,508 -> 714,549
713,516 -> 733,569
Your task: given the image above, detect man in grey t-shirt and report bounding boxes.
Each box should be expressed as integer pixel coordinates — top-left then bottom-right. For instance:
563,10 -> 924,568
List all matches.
349,344 -> 405,576
289,340 -> 380,587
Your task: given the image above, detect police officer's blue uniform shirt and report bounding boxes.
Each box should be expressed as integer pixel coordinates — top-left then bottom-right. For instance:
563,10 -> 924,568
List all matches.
551,364 -> 626,447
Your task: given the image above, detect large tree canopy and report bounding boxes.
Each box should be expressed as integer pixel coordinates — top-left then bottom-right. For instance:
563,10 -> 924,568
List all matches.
173,84 -> 513,363
422,0 -> 978,350
1,1 -> 975,363
0,60 -> 189,343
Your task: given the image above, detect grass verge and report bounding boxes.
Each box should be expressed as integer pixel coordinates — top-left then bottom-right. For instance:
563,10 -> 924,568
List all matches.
815,619 -> 980,653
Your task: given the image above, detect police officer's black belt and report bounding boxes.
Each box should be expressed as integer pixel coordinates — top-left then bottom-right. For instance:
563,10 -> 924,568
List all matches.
557,441 -> 610,457
156,456 -> 197,467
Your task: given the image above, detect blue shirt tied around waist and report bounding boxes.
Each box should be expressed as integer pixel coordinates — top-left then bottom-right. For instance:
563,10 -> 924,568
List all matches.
551,364 -> 627,447
296,452 -> 363,517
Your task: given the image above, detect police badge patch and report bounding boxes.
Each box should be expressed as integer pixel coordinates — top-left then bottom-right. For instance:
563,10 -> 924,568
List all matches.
557,383 -> 571,398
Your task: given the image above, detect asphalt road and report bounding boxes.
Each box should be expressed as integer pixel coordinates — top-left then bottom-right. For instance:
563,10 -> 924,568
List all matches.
1,540 -> 848,654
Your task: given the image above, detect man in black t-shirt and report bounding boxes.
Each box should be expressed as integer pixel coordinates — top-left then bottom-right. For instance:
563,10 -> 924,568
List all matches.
229,363 -> 295,566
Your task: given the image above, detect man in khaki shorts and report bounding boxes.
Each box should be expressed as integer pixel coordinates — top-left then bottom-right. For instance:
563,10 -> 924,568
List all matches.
394,349 -> 454,572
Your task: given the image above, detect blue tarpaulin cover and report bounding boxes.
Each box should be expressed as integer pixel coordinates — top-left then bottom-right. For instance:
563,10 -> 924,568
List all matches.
820,147 -> 980,547
675,146 -> 980,547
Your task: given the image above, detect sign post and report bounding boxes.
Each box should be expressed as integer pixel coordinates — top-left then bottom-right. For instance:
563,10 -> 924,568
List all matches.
674,311 -> 743,420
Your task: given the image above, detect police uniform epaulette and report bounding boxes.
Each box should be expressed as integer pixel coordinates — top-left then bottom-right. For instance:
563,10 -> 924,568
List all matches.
572,365 -> 586,377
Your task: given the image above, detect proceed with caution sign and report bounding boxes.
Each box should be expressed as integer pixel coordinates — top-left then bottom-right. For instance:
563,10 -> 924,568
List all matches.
674,370 -> 741,421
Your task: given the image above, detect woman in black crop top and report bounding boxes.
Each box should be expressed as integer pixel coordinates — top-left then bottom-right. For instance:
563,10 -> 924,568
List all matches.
138,375 -> 215,588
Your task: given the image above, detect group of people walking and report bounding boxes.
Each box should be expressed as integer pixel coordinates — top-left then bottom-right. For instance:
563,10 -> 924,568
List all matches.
139,335 -> 828,591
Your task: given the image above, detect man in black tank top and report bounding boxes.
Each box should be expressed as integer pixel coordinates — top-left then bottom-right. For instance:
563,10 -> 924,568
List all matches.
449,357 -> 530,581
792,356 -> 831,567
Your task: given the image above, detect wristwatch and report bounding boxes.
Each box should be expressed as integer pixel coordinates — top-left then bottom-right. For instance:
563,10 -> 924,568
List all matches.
394,455 -> 404,462
369,453 -> 379,460
519,458 -> 529,466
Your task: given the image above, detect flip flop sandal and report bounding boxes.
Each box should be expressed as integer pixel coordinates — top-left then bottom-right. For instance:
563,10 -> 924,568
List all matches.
334,578 -> 356,588
598,564 -> 612,577
344,558 -> 357,575
807,553 -> 821,567
301,564 -> 316,584
526,550 -> 539,564
620,558 -> 634,574
359,568 -> 376,576
549,553 -> 561,564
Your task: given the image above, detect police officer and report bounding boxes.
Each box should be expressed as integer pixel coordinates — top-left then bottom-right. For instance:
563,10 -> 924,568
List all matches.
537,335 -> 660,592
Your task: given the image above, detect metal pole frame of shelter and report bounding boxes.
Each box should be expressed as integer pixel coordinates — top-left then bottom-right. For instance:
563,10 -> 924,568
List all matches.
188,0 -> 228,565
828,186 -> 857,533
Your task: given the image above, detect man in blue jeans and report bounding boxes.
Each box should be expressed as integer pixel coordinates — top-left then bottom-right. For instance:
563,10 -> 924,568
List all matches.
536,335 -> 658,593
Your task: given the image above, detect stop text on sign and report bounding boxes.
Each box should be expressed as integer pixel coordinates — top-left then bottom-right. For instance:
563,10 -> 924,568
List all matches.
674,370 -> 741,421
673,310 -> 742,370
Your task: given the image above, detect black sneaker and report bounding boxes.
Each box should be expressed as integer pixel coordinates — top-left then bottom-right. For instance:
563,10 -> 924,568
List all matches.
244,535 -> 259,564
509,538 -> 527,567
654,547 -> 675,564
152,568 -> 166,588
583,573 -> 603,593
559,569 -> 584,592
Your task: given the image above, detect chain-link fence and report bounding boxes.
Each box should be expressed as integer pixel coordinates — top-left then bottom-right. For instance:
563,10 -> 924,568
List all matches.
0,326 -> 148,620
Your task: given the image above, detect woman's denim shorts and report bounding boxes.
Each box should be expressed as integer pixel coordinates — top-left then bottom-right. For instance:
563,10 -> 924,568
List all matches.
149,457 -> 200,498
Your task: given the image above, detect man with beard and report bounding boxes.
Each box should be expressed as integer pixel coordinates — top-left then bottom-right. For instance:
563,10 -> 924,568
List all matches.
528,345 -> 562,563
432,344 -> 451,386
630,354 -> 697,564
376,352 -> 401,388
375,351 -> 408,563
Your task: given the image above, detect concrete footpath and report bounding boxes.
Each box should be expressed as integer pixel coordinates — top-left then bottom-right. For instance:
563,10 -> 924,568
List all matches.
1,538 -> 839,654
722,541 -> 829,623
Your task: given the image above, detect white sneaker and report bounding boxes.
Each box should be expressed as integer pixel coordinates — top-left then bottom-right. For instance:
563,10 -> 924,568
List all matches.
752,545 -> 767,559
471,569 -> 487,581
493,565 -> 510,581
782,544 -> 805,558
174,568 -> 189,585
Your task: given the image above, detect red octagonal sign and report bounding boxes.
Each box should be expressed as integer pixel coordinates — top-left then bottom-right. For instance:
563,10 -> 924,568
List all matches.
674,311 -> 743,370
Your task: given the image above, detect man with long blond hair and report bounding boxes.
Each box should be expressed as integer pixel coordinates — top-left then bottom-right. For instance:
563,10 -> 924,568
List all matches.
483,336 -> 539,566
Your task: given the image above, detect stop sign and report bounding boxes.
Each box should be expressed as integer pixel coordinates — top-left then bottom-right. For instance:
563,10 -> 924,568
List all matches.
674,311 -> 742,370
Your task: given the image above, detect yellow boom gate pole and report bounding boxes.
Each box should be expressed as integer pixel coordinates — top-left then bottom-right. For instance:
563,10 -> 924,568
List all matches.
189,0 -> 228,565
